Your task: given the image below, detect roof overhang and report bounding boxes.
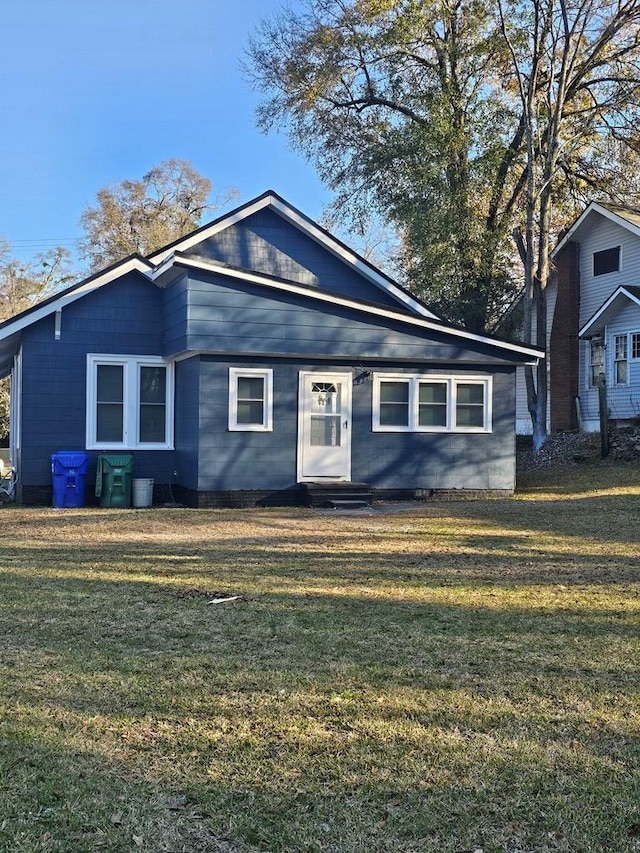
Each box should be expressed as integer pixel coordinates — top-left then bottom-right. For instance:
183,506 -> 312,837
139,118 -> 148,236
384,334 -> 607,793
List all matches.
0,256 -> 154,354
579,286 -> 640,338
153,253 -> 544,363
554,202 -> 640,257
148,190 -> 439,321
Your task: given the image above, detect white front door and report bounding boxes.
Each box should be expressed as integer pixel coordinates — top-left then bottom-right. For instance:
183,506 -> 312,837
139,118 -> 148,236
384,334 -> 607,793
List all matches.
298,372 -> 352,481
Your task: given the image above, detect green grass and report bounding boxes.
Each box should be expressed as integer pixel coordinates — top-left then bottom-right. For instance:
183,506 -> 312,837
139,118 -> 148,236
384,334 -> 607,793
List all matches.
1,464 -> 639,852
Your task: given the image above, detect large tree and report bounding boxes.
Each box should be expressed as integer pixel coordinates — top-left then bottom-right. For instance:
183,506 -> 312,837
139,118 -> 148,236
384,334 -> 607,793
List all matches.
247,0 -> 640,440
498,0 -> 640,448
78,159 -> 238,271
247,0 -> 530,331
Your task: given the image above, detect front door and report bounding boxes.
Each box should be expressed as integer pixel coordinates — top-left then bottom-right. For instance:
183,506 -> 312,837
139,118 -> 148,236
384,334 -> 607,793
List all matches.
298,372 -> 352,481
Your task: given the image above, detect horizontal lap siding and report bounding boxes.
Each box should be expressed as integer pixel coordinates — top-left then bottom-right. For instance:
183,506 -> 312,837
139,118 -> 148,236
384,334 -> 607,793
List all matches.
351,366 -> 516,491
195,358 -> 516,492
183,209 -> 405,309
19,274 -> 176,491
180,272 -> 513,363
577,216 -> 640,422
579,217 -> 640,329
197,359 -> 299,491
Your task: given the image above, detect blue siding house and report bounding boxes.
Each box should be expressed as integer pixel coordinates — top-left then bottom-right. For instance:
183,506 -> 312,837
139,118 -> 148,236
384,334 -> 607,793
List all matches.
0,191 -> 543,506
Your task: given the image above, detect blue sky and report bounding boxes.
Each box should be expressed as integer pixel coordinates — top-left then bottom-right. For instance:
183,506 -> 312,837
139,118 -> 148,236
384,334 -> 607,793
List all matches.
0,0 -> 329,263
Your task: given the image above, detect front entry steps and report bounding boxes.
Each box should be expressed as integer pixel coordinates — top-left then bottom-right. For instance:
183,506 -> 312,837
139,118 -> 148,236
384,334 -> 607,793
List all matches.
301,481 -> 374,509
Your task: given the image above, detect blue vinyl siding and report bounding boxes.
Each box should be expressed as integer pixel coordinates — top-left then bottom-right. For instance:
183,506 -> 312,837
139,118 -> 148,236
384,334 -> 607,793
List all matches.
174,356 -> 201,490
18,273 -> 176,490
164,270 -> 513,364
193,358 -> 516,492
183,208 -> 403,308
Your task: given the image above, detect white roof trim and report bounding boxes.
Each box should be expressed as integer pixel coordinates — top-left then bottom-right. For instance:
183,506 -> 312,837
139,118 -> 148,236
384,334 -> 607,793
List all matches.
154,253 -> 543,360
147,191 -> 438,320
0,257 -> 153,343
579,286 -> 640,337
554,202 -> 640,256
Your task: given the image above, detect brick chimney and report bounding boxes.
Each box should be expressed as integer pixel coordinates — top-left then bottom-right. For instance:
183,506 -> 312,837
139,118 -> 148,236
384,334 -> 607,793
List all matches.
549,241 -> 580,432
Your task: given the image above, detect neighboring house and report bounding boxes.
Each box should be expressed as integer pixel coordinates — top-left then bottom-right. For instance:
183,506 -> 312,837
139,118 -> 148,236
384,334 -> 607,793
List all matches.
0,191 -> 542,506
515,201 -> 640,434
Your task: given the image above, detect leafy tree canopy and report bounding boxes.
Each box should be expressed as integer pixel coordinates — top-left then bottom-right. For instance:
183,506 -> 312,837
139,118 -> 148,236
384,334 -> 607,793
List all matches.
78,158 -> 238,271
247,0 -> 640,333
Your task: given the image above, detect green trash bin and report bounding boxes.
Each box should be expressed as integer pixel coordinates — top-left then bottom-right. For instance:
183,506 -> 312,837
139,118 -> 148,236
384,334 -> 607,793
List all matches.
95,454 -> 134,508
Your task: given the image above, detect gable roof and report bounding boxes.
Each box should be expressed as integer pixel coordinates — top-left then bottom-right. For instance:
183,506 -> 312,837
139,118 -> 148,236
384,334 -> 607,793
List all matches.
0,255 -> 153,377
579,285 -> 640,338
0,190 -> 544,376
147,190 -> 438,320
153,251 -> 544,362
554,201 -> 640,256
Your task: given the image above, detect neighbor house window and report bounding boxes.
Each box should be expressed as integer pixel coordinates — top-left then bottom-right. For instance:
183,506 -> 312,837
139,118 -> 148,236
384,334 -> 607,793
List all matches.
614,334 -> 628,385
589,339 -> 605,387
87,355 -> 174,449
228,368 -> 273,431
593,246 -> 620,276
373,375 -> 492,432
631,332 -> 640,360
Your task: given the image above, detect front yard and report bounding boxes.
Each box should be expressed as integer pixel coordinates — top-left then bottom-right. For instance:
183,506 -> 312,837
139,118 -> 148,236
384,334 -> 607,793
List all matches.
1,463 -> 639,852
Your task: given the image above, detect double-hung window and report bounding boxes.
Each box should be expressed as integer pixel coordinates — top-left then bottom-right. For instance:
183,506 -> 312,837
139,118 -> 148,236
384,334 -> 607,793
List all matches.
228,368 -> 273,431
614,334 -> 628,385
373,375 -> 492,432
87,355 -> 174,449
631,332 -> 640,361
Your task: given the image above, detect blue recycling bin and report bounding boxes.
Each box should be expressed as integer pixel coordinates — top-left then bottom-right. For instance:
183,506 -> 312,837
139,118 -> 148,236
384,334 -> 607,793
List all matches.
51,451 -> 90,508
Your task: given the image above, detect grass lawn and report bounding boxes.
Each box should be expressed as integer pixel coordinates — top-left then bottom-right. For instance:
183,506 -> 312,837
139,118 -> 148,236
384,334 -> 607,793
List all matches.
1,463 -> 639,852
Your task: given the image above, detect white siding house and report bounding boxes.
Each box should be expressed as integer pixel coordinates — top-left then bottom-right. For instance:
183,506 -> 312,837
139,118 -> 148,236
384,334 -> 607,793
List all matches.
516,202 -> 640,434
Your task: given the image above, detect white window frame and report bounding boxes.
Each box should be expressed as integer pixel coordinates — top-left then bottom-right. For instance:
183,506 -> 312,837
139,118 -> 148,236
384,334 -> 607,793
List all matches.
593,245 -> 621,277
86,354 -> 174,450
228,368 -> 273,431
613,333 -> 629,386
631,332 -> 640,361
372,374 -> 492,433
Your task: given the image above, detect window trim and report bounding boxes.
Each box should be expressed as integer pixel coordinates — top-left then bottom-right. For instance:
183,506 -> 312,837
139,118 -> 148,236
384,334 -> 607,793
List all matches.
631,332 -> 640,361
228,367 -> 273,431
613,333 -> 629,386
593,245 -> 621,277
372,374 -> 492,433
86,354 -> 174,450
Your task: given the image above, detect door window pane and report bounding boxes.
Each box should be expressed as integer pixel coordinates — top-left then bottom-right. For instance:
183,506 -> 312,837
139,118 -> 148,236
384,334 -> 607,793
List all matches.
311,415 -> 341,446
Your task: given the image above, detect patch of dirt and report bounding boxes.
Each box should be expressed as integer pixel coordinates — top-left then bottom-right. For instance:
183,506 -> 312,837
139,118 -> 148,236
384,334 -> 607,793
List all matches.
516,428 -> 640,471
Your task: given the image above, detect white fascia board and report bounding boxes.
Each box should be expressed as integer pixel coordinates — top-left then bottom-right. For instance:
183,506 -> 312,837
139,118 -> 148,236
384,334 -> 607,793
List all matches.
553,202 -> 640,257
147,195 -> 278,263
0,257 -> 154,343
579,287 -> 640,338
148,192 -> 438,320
159,254 -> 544,361
267,197 -> 437,319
